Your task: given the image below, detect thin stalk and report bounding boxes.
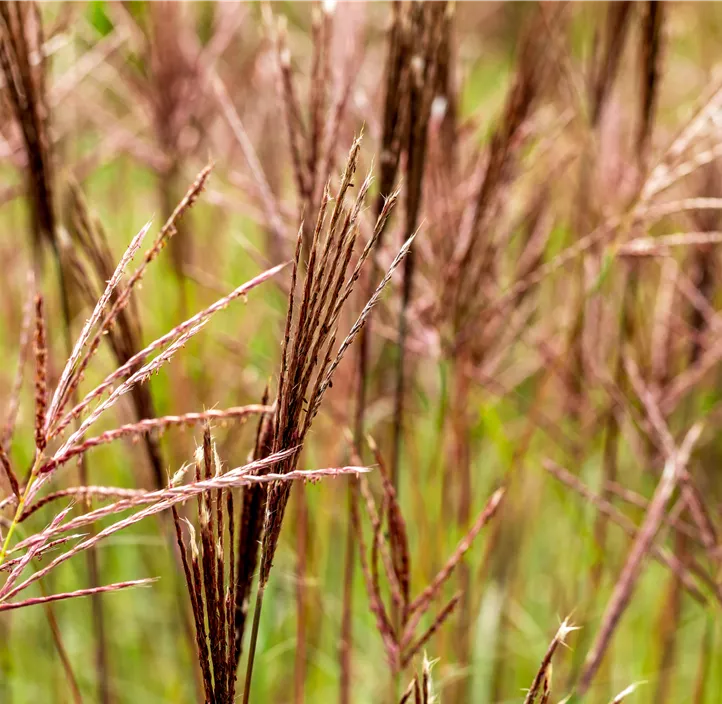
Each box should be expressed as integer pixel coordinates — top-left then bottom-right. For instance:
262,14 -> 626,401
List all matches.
450,353 -> 472,701
80,458 -> 110,704
294,484 -> 308,704
7,522 -> 83,703
242,585 -> 266,704
339,480 -> 357,704
38,577 -> 83,704
654,531 -> 684,703
693,619 -> 713,704
391,252 -> 413,493
573,265 -> 635,685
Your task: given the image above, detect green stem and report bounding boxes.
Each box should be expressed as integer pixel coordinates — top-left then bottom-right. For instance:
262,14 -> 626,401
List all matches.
242,584 -> 266,704
0,453 -> 42,566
